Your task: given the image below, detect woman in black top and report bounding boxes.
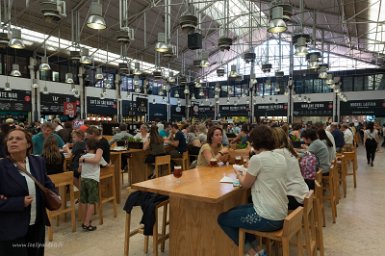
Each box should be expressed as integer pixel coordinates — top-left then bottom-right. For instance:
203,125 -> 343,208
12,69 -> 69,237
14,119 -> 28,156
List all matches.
41,135 -> 64,175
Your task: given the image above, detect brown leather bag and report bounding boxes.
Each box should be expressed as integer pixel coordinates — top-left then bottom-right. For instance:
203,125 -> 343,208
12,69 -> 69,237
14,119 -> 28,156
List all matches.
15,162 -> 62,211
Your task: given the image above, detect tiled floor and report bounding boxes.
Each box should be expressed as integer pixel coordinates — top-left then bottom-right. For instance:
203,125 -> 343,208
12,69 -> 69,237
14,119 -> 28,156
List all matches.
46,143 -> 385,256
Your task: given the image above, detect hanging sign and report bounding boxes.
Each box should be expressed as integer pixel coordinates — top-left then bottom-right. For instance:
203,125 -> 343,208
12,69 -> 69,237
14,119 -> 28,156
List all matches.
40,93 -> 78,113
149,103 -> 167,121
86,96 -> 117,116
171,105 -> 185,121
219,105 -> 249,116
254,103 -> 288,116
340,99 -> 385,116
0,89 -> 32,112
293,101 -> 333,116
122,97 -> 148,117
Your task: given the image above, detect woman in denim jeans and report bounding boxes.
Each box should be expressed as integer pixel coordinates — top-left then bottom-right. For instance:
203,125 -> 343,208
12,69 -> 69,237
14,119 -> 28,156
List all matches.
218,125 -> 288,256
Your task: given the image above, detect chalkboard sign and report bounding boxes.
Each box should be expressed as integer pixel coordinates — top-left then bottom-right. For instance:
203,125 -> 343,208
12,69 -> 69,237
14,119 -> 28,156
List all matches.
254,103 -> 288,117
40,93 -> 78,113
340,99 -> 385,117
191,105 -> 215,119
149,103 -> 167,121
121,97 -> 148,117
171,105 -> 185,121
219,105 -> 249,117
293,101 -> 333,116
0,89 -> 32,112
87,96 -> 117,116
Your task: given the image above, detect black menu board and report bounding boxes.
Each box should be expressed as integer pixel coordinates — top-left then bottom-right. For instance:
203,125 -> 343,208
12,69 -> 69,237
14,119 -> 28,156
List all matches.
340,99 -> 385,116
219,105 -> 249,116
0,89 -> 32,112
149,103 -> 167,121
191,105 -> 215,119
293,101 -> 333,116
40,93 -> 78,113
171,105 -> 186,121
86,96 -> 117,116
121,97 -> 148,117
254,103 -> 288,116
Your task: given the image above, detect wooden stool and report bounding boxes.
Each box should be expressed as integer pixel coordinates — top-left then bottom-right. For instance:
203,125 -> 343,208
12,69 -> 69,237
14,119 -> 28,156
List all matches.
302,191 -> 317,256
98,165 -> 118,225
238,207 -> 304,256
47,171 -> 76,241
124,199 -> 169,256
314,181 -> 325,256
322,164 -> 338,224
336,155 -> 348,198
342,151 -> 357,188
174,151 -> 189,170
154,155 -> 171,178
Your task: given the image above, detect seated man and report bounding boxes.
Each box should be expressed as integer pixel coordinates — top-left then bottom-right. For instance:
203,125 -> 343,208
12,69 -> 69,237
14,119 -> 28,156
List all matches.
109,123 -> 133,146
166,124 -> 187,159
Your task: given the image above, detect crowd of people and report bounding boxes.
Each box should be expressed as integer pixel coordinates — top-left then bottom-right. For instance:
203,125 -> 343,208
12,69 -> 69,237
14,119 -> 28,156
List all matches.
0,116 -> 384,255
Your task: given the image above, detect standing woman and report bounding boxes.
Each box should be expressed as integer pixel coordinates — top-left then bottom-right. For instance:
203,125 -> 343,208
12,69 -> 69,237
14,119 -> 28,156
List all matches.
196,126 -> 229,167
0,128 -> 57,255
41,135 -> 64,175
364,122 -> 379,166
218,125 -> 288,256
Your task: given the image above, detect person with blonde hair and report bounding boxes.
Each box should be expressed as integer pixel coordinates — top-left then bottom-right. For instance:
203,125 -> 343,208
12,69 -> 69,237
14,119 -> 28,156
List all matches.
41,135 -> 64,175
272,127 -> 309,210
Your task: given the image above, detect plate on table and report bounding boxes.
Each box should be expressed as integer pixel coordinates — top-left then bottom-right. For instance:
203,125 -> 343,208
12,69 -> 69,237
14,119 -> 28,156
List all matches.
112,146 -> 126,151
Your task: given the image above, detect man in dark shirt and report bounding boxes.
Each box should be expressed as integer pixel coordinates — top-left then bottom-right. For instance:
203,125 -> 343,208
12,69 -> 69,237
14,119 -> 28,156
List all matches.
167,124 -> 187,158
330,123 -> 345,152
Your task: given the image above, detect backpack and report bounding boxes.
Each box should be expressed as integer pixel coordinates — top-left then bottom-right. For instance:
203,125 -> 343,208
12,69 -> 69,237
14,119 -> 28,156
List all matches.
299,152 -> 320,180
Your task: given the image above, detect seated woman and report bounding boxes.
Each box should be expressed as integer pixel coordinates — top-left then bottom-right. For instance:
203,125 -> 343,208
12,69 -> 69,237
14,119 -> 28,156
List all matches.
196,126 -> 229,167
289,123 -> 302,148
143,126 -> 167,177
272,127 -> 309,210
230,123 -> 250,149
218,125 -> 288,256
41,134 -> 64,175
301,128 -> 331,175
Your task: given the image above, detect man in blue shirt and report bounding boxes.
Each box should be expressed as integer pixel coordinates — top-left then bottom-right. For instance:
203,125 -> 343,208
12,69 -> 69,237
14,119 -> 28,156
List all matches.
32,122 -> 65,155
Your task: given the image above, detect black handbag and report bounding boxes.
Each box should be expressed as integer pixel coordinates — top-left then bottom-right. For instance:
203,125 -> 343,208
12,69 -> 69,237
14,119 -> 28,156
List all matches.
15,162 -> 62,211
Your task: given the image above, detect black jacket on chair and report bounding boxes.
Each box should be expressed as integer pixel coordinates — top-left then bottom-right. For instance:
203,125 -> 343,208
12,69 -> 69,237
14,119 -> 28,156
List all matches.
0,155 -> 56,241
123,191 -> 169,235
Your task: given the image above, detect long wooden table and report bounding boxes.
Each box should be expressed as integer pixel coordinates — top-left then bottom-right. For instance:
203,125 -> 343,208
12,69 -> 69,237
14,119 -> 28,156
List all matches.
132,166 -> 248,255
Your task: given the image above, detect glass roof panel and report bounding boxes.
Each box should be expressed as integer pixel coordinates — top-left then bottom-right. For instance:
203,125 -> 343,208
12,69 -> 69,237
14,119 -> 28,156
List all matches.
367,0 -> 385,53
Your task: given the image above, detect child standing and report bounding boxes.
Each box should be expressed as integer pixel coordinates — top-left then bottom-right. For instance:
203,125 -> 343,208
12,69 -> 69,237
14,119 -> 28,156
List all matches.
78,138 -> 108,231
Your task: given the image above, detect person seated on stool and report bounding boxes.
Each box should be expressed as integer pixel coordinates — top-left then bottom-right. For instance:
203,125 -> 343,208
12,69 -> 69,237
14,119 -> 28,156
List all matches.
165,124 -> 187,159
144,126 -> 167,178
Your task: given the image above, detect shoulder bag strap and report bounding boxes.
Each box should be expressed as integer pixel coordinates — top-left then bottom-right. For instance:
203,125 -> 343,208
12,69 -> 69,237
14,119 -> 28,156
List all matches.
10,158 -> 47,192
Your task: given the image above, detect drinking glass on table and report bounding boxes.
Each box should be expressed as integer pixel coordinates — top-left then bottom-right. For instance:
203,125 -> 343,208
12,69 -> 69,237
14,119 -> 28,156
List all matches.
209,158 -> 218,167
173,165 -> 183,182
235,156 -> 243,165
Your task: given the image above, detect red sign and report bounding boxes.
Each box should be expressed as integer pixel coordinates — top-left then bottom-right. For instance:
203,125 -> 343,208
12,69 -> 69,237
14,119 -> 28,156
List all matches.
64,102 -> 76,117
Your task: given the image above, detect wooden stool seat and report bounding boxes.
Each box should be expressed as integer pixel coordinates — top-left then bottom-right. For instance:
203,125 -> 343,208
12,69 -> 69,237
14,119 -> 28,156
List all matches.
98,165 -> 118,225
342,151 -> 357,188
314,181 -> 325,256
322,163 -> 338,224
154,155 -> 171,178
303,191 -> 317,256
239,207 -> 304,256
124,199 -> 169,256
47,171 -> 76,241
173,151 -> 189,170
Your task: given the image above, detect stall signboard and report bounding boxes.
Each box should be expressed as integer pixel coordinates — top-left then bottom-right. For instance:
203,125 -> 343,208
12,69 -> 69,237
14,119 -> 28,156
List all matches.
122,97 -> 148,117
171,105 -> 186,121
340,99 -> 385,116
86,96 -> 117,116
219,105 -> 249,117
149,103 -> 167,121
254,103 -> 288,117
293,101 -> 333,116
191,105 -> 215,119
41,93 -> 78,113
0,89 -> 32,112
